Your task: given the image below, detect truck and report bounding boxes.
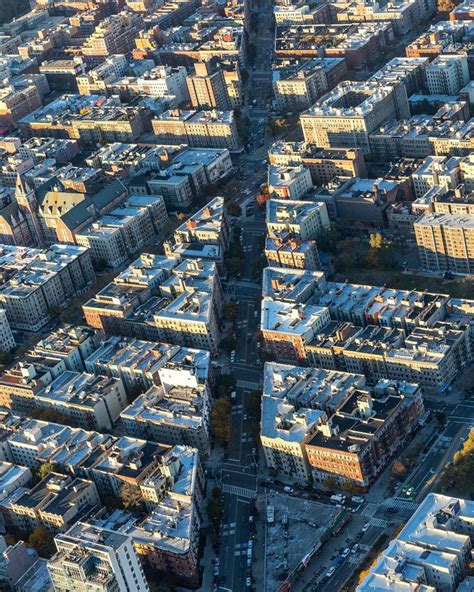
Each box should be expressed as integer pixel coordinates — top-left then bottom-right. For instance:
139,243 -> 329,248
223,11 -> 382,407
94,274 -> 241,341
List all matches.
330,494 -> 346,504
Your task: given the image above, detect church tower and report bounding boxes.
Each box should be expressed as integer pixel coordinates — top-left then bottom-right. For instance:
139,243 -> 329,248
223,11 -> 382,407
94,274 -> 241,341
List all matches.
15,174 -> 44,247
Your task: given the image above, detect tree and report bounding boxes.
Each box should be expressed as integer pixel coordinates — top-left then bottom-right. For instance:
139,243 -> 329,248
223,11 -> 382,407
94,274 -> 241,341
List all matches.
220,336 -> 237,353
391,460 -> 407,480
119,482 -> 145,514
342,481 -> 362,495
215,373 -> 236,398
38,462 -> 58,481
247,42 -> 257,65
211,398 -> 232,445
28,525 -> 55,558
248,390 -> 262,420
223,301 -> 239,322
439,428 -> 474,496
323,477 -> 338,491
207,493 -> 224,533
225,256 -> 244,276
227,201 -> 242,217
369,233 -> 383,249
0,349 -> 13,367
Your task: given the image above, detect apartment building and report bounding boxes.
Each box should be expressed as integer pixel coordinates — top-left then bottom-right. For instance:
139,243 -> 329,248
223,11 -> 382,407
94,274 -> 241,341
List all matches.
77,56 -> 129,95
300,81 -> 407,154
31,324 -> 98,373
333,0 -> 435,34
261,300 -> 331,363
262,267 -> 327,304
83,256 -> 222,353
82,11 -> 145,58
275,23 -> 393,70
265,236 -> 322,271
0,311 -> 14,353
0,244 -> 95,331
359,494 -> 474,592
187,61 -> 231,111
121,379 -> 211,455
39,58 -> 87,91
0,462 -> 32,503
71,106 -> 147,145
48,521 -> 149,592
268,142 -> 367,185
88,448 -> 203,587
412,156 -> 462,198
273,58 -> 347,113
0,83 -> 43,127
415,213 -> 474,275
268,165 -> 313,200
307,321 -> 471,393
305,381 -> 424,487
36,371 -> 128,431
370,115 -> 474,161
426,54 -> 470,95
118,65 -> 190,104
18,137 -> 80,166
266,199 -> 330,241
165,196 -> 229,264
5,473 -> 99,533
86,337 -> 210,398
75,195 -> 168,269
152,109 -> 242,152
260,363 -> 366,481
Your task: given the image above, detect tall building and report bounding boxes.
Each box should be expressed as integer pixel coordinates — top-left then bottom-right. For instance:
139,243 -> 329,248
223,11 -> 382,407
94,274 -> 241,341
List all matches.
300,81 -> 407,154
48,522 -> 149,592
187,61 -> 230,111
415,213 -> 474,275
82,12 -> 145,58
426,54 -> 470,95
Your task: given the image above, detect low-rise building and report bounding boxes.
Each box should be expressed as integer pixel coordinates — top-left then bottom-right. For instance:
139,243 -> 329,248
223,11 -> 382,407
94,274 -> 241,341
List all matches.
273,58 -> 347,113
152,109 -> 242,153
266,199 -> 330,240
0,244 -> 95,332
261,300 -> 331,363
265,236 -> 322,271
260,363 -> 366,481
268,164 -> 313,200
305,380 -> 424,488
6,473 -> 99,533
268,142 -> 367,185
75,195 -> 168,269
83,256 -> 222,353
358,493 -> 474,592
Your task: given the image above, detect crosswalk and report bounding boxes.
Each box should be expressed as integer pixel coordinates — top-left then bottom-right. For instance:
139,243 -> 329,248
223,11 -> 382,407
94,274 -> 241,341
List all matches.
236,380 -> 262,389
361,503 -> 379,518
369,517 -> 389,529
386,499 -> 419,511
222,484 -> 257,498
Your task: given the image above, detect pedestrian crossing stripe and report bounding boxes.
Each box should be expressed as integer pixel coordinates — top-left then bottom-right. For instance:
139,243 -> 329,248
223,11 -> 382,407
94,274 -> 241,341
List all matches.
222,484 -> 257,498
369,517 -> 388,528
388,499 -> 419,510
237,380 -> 262,389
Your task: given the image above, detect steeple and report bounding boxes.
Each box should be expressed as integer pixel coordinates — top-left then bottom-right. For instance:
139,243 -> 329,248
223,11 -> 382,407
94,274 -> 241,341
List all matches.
15,174 -> 44,247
